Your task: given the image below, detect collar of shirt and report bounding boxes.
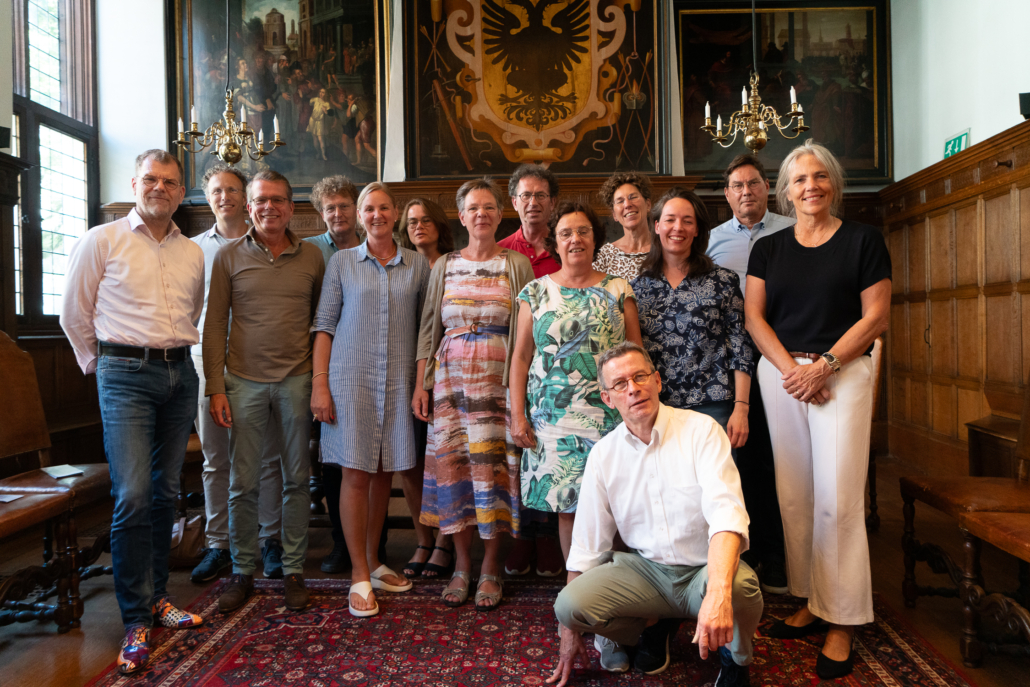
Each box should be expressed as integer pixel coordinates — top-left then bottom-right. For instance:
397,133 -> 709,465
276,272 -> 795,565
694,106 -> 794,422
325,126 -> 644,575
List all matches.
619,403 -> 673,453
731,209 -> 772,234
245,225 -> 301,255
200,223 -> 233,243
127,207 -> 181,243
357,241 -> 405,266
312,231 -> 338,252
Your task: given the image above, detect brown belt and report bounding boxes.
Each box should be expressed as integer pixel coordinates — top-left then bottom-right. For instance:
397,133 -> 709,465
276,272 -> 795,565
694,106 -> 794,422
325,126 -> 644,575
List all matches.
788,351 -> 822,361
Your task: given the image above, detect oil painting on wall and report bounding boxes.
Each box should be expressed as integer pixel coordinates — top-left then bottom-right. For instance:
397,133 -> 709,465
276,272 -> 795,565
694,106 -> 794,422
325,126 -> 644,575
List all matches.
405,0 -> 661,178
176,0 -> 383,195
678,2 -> 891,183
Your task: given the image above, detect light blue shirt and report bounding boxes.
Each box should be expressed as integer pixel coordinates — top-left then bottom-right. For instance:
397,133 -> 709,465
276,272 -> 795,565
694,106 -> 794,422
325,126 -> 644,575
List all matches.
303,231 -> 340,266
190,225 -> 236,356
706,210 -> 794,293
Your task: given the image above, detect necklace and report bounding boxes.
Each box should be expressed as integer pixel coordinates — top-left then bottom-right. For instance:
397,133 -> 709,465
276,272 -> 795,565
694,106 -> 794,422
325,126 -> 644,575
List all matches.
794,227 -> 832,248
367,242 -> 397,262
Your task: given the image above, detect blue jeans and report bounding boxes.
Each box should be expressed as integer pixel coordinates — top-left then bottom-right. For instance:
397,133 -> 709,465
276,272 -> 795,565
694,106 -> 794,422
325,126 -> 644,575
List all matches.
96,354 -> 199,628
226,372 -> 312,576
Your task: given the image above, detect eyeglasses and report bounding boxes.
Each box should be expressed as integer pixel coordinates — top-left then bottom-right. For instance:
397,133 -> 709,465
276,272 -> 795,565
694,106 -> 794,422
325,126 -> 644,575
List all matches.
556,227 -> 592,241
140,175 -> 181,191
406,217 -> 436,228
613,193 -> 642,206
607,370 -> 655,393
517,192 -> 551,203
208,187 -> 242,197
728,179 -> 764,193
251,196 -> 289,207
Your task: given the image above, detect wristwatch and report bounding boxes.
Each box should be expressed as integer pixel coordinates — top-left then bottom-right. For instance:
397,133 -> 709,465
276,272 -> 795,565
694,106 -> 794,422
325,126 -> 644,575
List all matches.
820,352 -> 842,374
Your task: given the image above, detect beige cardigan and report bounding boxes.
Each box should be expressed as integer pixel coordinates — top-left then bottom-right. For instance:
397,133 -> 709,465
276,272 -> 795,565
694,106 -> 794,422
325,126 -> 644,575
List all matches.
416,249 -> 535,390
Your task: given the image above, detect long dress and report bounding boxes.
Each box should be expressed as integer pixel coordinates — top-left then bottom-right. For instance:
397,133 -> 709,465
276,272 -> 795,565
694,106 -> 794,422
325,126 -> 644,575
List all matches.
420,253 -> 522,538
518,275 -> 633,513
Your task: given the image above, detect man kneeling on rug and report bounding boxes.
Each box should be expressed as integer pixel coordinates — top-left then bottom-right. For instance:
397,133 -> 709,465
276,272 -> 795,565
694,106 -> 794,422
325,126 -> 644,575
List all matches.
547,342 -> 763,687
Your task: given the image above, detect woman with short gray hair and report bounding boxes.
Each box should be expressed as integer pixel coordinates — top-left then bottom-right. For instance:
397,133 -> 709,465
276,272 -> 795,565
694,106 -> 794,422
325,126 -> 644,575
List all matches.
745,139 -> 891,679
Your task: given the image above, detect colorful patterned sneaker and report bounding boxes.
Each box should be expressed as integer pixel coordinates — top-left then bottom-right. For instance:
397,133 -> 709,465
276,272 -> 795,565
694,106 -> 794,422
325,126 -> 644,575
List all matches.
117,625 -> 151,675
152,597 -> 204,629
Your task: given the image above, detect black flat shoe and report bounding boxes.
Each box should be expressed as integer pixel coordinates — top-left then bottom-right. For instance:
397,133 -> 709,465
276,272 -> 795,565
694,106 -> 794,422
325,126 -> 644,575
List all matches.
403,545 -> 434,578
815,645 -> 854,680
765,616 -> 828,639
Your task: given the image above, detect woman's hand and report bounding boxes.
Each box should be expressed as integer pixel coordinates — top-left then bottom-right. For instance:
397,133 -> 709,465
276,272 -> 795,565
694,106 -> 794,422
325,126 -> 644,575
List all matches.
726,404 -> 749,448
781,359 -> 833,403
511,412 -> 537,449
311,381 -> 336,424
412,386 -> 431,422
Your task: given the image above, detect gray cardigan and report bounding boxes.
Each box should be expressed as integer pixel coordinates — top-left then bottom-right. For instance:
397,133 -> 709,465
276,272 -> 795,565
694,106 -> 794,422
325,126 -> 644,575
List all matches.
416,249 -> 535,390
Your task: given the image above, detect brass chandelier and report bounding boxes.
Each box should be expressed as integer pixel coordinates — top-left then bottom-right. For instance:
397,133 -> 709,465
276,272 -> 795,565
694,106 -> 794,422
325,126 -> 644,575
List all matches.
174,0 -> 284,164
699,0 -> 810,152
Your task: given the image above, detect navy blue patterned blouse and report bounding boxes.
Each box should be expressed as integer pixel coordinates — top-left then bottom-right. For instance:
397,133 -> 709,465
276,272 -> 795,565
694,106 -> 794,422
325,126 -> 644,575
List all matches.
632,266 -> 756,409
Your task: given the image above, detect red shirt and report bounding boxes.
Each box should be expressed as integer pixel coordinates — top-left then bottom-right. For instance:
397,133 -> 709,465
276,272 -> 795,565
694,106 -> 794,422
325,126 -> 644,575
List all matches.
498,226 -> 560,278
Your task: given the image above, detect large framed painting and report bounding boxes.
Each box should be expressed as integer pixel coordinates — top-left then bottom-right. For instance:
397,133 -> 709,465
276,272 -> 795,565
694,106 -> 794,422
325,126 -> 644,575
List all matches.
676,0 -> 891,184
172,0 -> 387,198
404,0 -> 663,179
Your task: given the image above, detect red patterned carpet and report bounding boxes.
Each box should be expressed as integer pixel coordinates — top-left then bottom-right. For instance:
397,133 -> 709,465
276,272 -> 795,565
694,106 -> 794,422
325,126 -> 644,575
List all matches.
84,578 -> 977,686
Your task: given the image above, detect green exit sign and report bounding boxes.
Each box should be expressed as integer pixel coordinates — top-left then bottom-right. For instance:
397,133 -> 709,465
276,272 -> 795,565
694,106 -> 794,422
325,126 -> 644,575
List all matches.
944,129 -> 971,159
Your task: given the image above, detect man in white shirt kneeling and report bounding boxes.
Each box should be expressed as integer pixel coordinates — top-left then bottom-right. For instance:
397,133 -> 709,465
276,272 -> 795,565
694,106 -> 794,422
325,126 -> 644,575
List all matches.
549,342 -> 762,687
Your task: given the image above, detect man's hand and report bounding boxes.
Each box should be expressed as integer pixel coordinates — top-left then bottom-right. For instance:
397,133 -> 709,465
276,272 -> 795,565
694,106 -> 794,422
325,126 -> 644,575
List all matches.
412,386 -> 431,422
210,393 -> 233,428
692,587 -> 735,659
546,623 -> 591,687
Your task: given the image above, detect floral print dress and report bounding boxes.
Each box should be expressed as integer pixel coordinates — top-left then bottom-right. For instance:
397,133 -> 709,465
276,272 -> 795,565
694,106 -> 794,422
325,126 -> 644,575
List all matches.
517,274 -> 634,513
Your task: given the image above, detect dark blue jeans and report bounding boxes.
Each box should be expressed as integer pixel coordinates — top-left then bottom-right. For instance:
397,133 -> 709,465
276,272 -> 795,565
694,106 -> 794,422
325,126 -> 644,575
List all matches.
96,354 -> 199,628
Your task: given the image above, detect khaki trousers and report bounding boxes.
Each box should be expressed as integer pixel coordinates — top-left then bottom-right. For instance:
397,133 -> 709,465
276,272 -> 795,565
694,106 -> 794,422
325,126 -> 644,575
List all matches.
554,551 -> 763,666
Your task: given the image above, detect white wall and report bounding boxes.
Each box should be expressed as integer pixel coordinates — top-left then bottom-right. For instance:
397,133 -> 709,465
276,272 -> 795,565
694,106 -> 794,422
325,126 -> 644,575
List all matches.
892,0 -> 1030,181
96,0 -> 168,203
0,0 -> 12,152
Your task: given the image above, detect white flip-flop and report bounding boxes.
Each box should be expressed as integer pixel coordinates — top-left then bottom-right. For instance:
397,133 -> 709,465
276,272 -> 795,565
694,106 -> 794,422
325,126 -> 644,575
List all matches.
348,580 -> 379,617
370,563 -> 414,592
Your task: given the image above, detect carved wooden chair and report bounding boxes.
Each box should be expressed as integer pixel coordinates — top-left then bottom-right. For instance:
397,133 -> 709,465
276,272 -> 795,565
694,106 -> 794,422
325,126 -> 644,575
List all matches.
0,331 -> 114,627
901,377 -> 1030,608
0,331 -> 80,632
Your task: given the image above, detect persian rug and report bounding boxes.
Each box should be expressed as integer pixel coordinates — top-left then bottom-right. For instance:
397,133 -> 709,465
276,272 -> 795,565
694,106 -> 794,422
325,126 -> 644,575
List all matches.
85,578 -> 977,686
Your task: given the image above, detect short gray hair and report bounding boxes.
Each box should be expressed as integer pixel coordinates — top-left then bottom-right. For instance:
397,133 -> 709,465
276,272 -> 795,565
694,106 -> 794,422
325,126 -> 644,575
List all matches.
135,149 -> 184,184
202,164 -> 247,194
247,169 -> 293,202
597,342 -> 655,390
456,177 -> 504,213
774,140 -> 845,219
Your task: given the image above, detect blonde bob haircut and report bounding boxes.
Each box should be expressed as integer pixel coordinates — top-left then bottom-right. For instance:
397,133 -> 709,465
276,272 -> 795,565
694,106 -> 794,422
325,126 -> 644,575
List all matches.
774,139 -> 846,219
355,182 -> 398,232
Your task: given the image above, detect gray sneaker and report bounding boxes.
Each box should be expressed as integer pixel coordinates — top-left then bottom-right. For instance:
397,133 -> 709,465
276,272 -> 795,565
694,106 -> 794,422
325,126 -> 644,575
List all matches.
594,634 -> 630,673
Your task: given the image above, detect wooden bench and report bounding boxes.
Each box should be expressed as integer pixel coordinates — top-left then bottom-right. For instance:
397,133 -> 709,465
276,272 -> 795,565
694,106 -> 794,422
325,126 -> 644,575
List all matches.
958,511 -> 1030,666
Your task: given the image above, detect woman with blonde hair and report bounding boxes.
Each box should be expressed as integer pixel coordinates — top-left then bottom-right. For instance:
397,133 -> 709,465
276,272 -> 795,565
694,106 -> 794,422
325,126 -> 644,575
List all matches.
745,140 -> 891,679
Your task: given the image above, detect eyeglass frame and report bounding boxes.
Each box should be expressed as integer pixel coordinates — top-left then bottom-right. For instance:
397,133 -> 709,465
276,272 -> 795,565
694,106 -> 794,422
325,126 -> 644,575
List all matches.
138,175 -> 182,191
516,191 -> 552,203
726,178 -> 766,194
605,369 -> 657,393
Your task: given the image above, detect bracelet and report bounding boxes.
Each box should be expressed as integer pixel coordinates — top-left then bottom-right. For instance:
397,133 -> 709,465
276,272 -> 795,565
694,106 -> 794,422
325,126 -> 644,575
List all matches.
312,371 -> 328,380
734,400 -> 749,406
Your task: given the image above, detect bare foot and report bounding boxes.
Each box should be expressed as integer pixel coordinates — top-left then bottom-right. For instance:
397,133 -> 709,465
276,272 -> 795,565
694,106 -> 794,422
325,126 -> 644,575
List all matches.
349,588 -> 376,612
475,578 -> 501,608
821,626 -> 854,661
444,573 -> 469,604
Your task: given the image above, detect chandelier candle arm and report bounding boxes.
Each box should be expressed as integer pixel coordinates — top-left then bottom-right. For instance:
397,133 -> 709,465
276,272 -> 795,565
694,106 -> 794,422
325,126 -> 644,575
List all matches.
699,72 -> 810,151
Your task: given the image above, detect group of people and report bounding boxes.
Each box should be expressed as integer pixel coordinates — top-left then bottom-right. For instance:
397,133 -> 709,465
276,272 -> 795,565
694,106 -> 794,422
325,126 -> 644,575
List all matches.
59,141 -> 889,685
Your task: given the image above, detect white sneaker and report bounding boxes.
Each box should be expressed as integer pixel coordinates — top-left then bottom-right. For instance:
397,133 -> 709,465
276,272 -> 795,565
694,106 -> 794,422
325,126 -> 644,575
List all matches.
594,634 -> 629,673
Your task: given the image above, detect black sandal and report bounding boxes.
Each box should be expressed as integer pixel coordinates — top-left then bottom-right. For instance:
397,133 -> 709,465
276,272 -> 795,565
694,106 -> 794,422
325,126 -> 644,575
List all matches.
421,545 -> 455,579
403,545 -> 434,578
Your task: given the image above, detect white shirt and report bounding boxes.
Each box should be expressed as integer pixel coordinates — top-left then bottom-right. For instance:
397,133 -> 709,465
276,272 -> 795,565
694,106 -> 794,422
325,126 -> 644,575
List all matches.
567,403 -> 750,573
190,225 -> 234,357
706,210 -> 794,292
60,208 -> 205,374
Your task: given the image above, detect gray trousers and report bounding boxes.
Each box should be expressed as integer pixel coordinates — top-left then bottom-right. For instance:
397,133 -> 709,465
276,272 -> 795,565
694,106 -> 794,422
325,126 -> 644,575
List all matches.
555,552 -> 764,666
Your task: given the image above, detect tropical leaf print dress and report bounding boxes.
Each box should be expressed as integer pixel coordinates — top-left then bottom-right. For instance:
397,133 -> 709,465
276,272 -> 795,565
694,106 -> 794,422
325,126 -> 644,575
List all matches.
518,274 -> 634,513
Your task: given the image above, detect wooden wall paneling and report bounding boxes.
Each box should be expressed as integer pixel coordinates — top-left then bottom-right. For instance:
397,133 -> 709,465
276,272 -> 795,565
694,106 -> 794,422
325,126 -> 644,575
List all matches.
888,228 -> 906,294
957,387 -> 984,442
985,294 -> 1018,385
929,211 -> 955,290
908,219 -> 929,296
891,302 -> 910,371
984,189 -> 1015,285
893,375 -> 909,424
956,297 -> 981,380
910,373 -> 929,429
909,301 -> 929,378
955,203 -> 979,286
1019,183 -> 1030,280
930,299 -> 956,377
931,382 -> 957,438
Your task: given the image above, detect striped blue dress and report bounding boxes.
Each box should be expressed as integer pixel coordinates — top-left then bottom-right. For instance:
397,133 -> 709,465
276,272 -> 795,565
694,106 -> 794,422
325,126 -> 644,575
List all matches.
313,243 -> 430,472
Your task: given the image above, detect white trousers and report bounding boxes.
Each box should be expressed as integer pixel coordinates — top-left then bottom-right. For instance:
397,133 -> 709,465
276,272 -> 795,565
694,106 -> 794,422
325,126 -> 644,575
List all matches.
758,355 -> 874,625
194,355 -> 283,549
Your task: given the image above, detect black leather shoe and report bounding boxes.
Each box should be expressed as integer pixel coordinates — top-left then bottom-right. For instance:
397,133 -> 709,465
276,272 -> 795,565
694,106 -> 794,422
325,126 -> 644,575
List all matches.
633,618 -> 682,675
715,647 -> 751,686
765,615 -> 827,639
320,542 -> 351,574
191,548 -> 232,583
816,645 -> 854,679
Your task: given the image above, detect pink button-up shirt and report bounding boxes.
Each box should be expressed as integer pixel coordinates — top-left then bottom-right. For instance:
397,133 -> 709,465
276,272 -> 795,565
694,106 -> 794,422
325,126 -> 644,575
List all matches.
60,208 -> 205,374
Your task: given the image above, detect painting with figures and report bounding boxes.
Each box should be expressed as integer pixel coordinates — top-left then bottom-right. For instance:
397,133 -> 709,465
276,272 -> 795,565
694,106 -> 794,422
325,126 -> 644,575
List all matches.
677,1 -> 891,183
175,0 -> 383,195
404,0 -> 662,179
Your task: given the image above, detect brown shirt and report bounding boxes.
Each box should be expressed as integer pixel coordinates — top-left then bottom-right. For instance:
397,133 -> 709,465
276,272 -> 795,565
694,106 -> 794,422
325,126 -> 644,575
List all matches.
203,227 -> 325,394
